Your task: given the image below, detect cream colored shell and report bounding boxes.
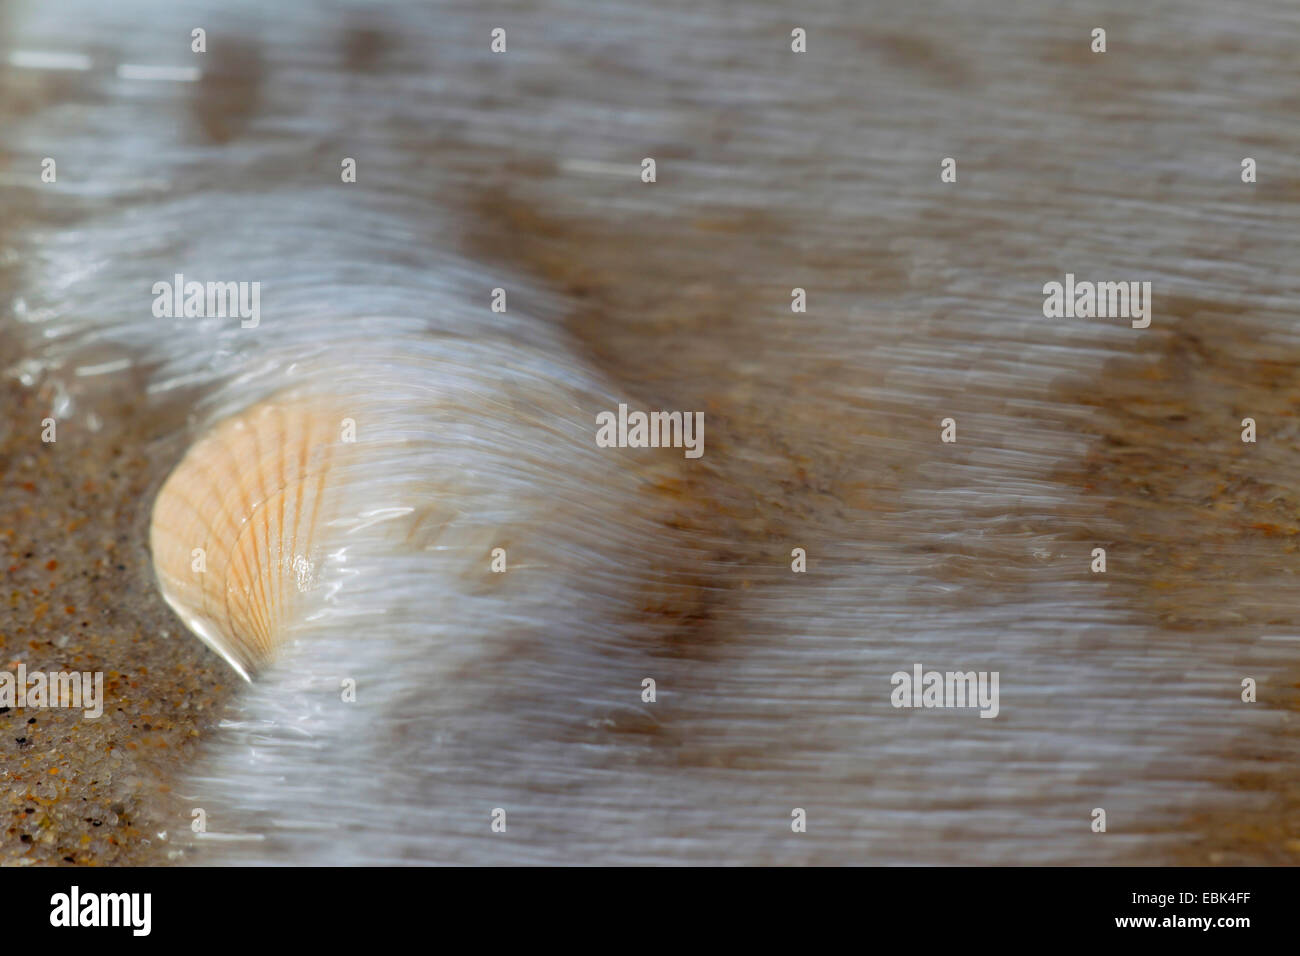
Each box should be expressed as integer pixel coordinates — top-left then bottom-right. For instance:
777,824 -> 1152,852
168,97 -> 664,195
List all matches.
149,396 -> 349,680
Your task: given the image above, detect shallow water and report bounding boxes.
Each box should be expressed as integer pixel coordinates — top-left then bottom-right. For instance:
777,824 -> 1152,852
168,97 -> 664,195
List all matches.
1,0 -> 1298,864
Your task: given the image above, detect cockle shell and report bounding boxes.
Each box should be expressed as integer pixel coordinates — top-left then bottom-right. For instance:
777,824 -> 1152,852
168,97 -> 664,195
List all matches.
148,395 -> 352,680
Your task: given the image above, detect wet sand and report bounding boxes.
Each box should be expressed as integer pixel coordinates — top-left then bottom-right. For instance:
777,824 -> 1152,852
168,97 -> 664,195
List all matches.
0,362 -> 234,865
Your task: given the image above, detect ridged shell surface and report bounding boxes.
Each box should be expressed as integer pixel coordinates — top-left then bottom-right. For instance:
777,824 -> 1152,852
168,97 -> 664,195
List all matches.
149,396 -> 349,680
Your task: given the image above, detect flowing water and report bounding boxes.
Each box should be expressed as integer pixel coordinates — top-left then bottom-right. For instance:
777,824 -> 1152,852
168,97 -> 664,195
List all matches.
1,0 -> 1298,864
